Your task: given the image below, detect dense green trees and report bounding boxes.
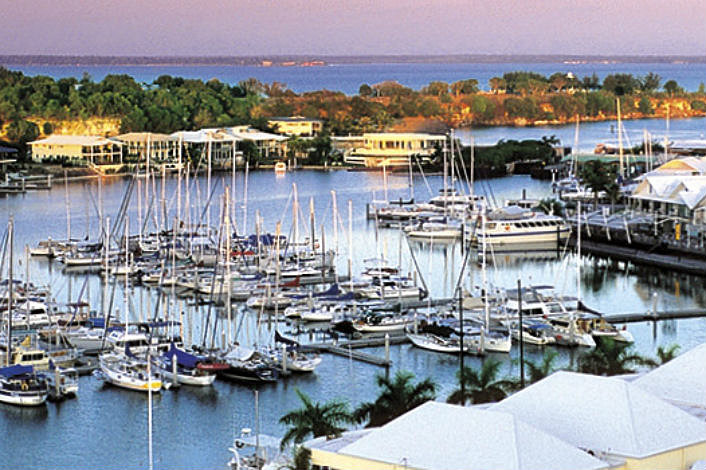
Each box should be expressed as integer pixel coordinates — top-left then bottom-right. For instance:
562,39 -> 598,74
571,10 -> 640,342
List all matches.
279,389 -> 353,449
0,66 -> 702,149
353,370 -> 437,428
446,359 -> 512,405
578,338 -> 655,376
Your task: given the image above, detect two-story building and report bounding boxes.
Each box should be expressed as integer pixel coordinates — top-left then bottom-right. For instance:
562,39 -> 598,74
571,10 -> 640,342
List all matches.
345,132 -> 446,167
115,132 -> 180,163
29,135 -> 123,165
267,116 -> 322,137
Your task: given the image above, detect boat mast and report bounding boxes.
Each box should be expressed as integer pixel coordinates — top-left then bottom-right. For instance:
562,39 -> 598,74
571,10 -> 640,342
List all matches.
481,210 -> 487,354
6,217 -> 13,366
617,97 -> 624,180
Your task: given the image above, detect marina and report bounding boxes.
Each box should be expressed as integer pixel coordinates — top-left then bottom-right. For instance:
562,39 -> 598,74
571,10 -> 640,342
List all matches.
2,165 -> 706,467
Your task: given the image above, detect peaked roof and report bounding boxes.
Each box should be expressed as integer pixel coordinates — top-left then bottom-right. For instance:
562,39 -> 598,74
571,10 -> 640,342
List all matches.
29,134 -> 121,146
634,343 -> 706,409
322,401 -> 608,470
490,371 -> 706,459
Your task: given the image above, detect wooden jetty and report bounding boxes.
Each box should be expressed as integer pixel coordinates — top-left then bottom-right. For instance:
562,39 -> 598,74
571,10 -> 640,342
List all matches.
302,335 -> 409,367
605,308 -> 706,324
572,238 -> 706,276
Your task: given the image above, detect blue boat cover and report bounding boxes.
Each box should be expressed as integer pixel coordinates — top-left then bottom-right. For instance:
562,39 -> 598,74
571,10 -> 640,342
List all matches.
163,344 -> 203,369
0,364 -> 33,378
315,284 -> 340,297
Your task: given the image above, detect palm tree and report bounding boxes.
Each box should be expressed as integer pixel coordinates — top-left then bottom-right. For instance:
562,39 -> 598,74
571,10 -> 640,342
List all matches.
524,350 -> 560,384
446,359 -> 512,405
578,338 -> 655,376
353,370 -> 437,428
279,389 -> 352,450
655,344 -> 680,365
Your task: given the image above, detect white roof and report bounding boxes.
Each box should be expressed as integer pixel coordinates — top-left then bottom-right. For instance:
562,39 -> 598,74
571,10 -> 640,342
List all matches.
322,401 -> 608,470
363,132 -> 446,140
490,371 -> 706,459
224,127 -> 288,142
171,129 -> 240,143
634,343 -> 706,410
29,135 -> 121,146
632,175 -> 706,209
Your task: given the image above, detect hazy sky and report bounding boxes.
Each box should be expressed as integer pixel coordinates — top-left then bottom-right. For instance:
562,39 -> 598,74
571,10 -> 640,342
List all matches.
0,0 -> 704,56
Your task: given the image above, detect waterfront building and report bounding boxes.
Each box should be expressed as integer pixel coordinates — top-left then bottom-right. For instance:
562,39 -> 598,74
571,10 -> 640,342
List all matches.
171,129 -> 240,165
28,135 -> 123,165
267,116 -> 323,137
305,401 -> 610,470
224,126 -> 289,159
115,132 -> 180,163
633,343 -> 706,419
630,175 -> 706,223
643,157 -> 706,177
491,371 -> 706,470
345,132 -> 446,167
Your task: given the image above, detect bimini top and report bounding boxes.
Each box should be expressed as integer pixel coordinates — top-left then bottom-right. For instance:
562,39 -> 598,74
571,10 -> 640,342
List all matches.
490,371 -> 706,459
0,364 -> 34,378
308,401 -> 609,470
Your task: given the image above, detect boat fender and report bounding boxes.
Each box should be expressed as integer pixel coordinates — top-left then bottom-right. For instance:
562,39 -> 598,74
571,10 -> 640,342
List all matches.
21,383 -> 29,391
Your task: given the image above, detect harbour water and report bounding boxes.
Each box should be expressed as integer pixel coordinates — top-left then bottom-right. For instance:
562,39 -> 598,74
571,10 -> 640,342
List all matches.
2,170 -> 705,468
7,61 -> 706,95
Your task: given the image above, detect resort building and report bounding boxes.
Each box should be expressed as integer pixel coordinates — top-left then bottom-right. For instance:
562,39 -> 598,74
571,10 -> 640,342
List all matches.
345,132 -> 446,167
267,116 -> 323,137
225,126 -> 289,159
630,175 -> 706,223
305,401 -> 610,470
633,343 -> 706,419
490,371 -> 706,470
115,132 -> 180,163
171,129 -> 240,165
29,135 -> 123,165
643,157 -> 706,177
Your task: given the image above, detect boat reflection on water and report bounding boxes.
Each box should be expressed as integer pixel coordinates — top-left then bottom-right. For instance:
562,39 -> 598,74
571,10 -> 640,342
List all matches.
478,241 -> 564,266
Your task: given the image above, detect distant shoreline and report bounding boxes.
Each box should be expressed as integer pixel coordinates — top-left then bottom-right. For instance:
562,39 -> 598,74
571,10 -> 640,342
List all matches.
2,54 -> 705,67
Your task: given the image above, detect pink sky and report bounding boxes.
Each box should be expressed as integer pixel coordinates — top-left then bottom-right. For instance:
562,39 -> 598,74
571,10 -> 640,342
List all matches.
0,0 -> 703,56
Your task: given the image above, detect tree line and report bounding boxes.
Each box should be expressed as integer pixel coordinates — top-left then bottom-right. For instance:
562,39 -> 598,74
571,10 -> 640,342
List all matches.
1,66 -> 705,149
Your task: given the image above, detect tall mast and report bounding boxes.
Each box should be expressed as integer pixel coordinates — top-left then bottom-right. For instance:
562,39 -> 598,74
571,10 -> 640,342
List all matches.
6,217 -> 13,366
177,134 -> 183,231
617,97 -> 624,180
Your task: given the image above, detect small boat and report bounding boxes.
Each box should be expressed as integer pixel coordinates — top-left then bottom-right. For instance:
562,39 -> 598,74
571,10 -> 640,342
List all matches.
274,161 -> 287,174
44,362 -> 79,400
352,312 -> 412,335
95,352 -> 162,393
154,344 -> 216,386
404,218 -> 463,241
407,333 -> 466,354
218,346 -> 279,384
0,365 -> 49,406
508,319 -> 557,346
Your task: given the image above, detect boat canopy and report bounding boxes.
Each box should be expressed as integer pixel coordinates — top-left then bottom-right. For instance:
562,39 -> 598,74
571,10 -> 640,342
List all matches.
488,205 -> 532,220
0,364 -> 34,378
163,344 -> 204,369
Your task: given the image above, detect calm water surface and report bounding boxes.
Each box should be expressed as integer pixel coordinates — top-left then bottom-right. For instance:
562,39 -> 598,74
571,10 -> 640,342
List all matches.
1,171 -> 705,468
9,62 -> 706,94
